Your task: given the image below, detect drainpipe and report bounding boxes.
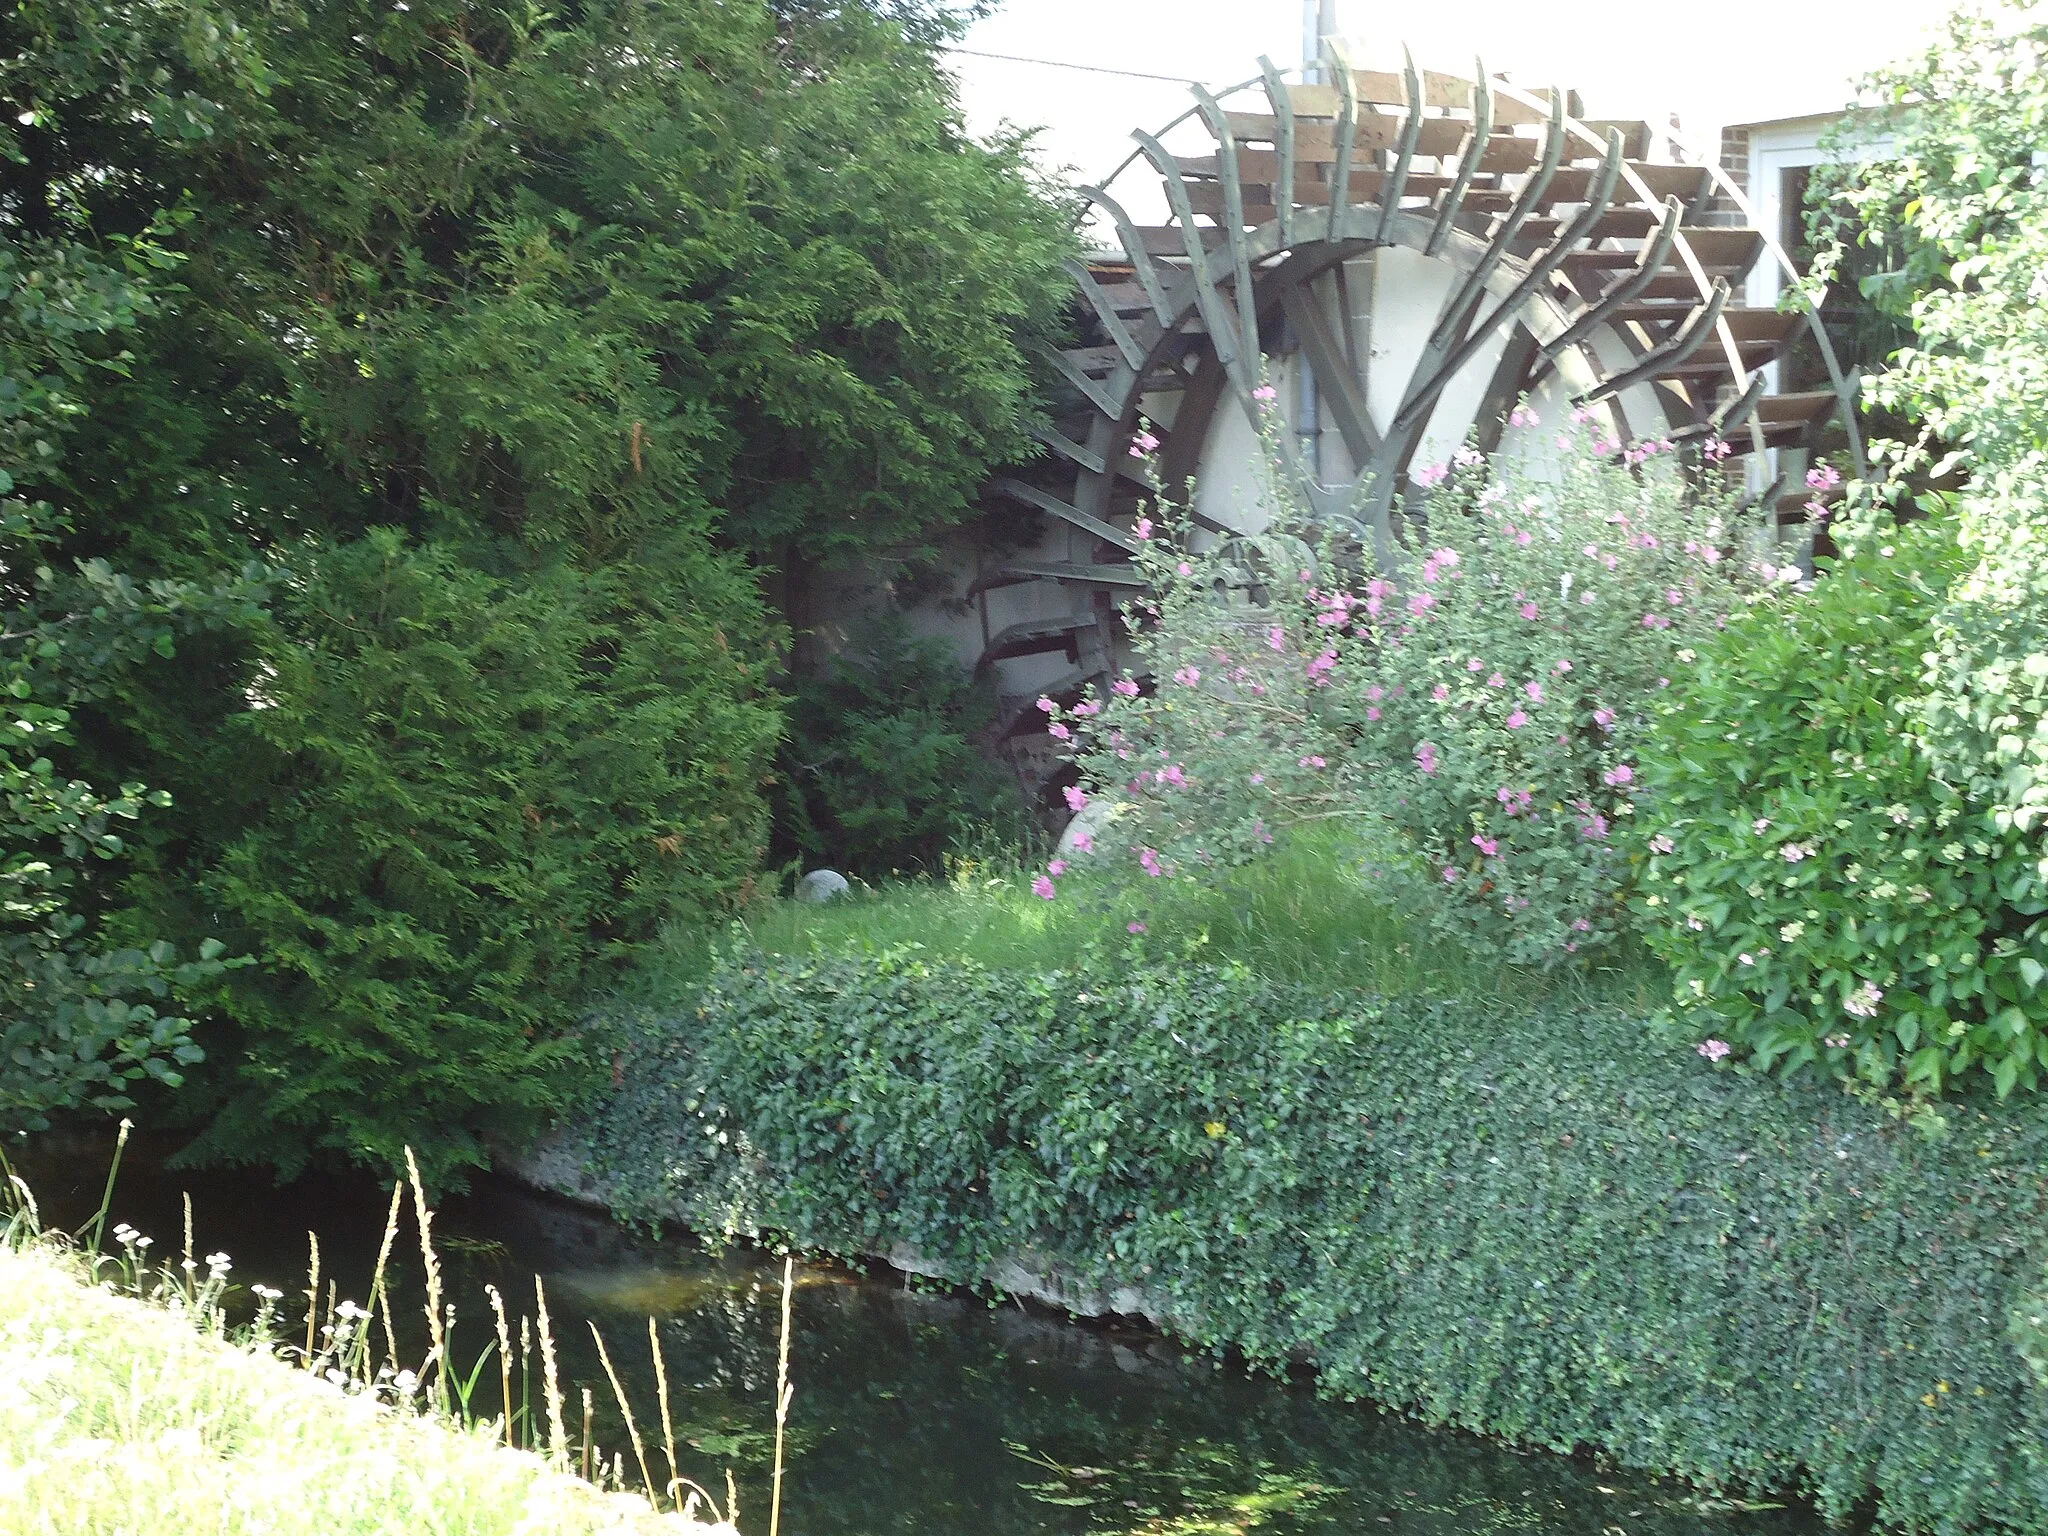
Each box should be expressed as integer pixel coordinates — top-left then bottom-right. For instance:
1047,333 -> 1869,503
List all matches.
1296,0 -> 1339,482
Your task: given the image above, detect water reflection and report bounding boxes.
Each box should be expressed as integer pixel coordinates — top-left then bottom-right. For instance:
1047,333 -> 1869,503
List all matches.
8,1133 -> 1828,1536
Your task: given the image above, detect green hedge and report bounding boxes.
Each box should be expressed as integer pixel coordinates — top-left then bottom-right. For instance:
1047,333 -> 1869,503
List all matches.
585,951 -> 2048,1532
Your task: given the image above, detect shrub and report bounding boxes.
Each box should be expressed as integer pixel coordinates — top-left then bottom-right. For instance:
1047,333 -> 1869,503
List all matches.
135,531 -> 783,1182
1812,2 -> 2048,898
583,949 -> 2048,1532
1636,524 -> 2048,1093
1051,419 -> 1748,963
772,611 -> 1022,878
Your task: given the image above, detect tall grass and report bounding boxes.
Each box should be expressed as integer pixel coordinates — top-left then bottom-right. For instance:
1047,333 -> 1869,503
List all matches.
0,1134 -> 795,1535
627,830 -> 1662,1014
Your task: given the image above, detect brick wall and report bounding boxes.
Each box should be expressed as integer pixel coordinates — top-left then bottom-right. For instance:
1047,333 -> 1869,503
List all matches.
1696,125 -> 1751,226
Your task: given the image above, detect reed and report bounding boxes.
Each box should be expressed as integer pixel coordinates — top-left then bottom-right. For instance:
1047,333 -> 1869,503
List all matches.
650,1318 -> 680,1509
83,1118 -> 130,1256
365,1180 -> 405,1378
403,1148 -> 452,1416
535,1275 -> 568,1465
488,1285 -> 514,1446
303,1230 -> 320,1366
589,1321 -> 657,1509
768,1256 -> 794,1536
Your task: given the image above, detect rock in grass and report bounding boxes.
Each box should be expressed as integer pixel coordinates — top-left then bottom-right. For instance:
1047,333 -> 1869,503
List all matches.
794,869 -> 851,903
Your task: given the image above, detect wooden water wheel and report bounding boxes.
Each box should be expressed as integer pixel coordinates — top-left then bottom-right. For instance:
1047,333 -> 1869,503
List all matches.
974,48 -> 1862,772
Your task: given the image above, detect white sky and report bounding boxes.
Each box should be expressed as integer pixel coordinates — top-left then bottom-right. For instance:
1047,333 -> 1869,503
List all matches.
945,0 -> 1944,195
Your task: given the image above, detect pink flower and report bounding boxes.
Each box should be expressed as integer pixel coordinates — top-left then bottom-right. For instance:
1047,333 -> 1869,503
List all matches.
1252,385 -> 1278,403
1471,834 -> 1499,857
1134,517 -> 1154,540
1407,592 -> 1437,616
1553,658 -> 1572,675
1036,697 -> 1058,714
1523,680 -> 1544,702
1131,430 -> 1161,456
1071,830 -> 1094,853
1366,706 -> 1381,721
1487,671 -> 1506,688
1434,548 -> 1460,568
1665,588 -> 1684,605
1047,859 -> 1068,877
1516,531 -> 1532,547
1047,722 -> 1071,740
1505,709 -> 1529,730
1697,1039 -> 1731,1062
1127,921 -> 1147,934
1602,764 -> 1635,787
1520,602 -> 1540,621
1063,785 -> 1089,812
1173,666 -> 1201,687
1157,764 -> 1186,787
1650,834 -> 1674,854
1806,463 -> 1841,490
1113,678 -> 1140,697
1432,683 -> 1450,702
1781,842 -> 1811,862
1032,875 -> 1057,900
1467,658 -> 1484,672
1415,743 -> 1439,776
1298,755 -> 1326,769
1267,625 -> 1286,651
1571,918 -> 1591,932
1752,818 -> 1772,833
1593,707 -> 1615,731
1249,772 -> 1264,786
1441,865 -> 1461,883
1177,561 -> 1193,576
1579,592 -> 1595,605
1138,848 -> 1164,878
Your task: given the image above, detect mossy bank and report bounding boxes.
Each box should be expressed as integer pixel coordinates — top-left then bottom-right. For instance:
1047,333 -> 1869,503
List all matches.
532,950 -> 2048,1535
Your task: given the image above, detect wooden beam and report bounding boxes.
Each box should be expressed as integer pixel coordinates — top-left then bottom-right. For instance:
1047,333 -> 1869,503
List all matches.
995,478 -> 1143,555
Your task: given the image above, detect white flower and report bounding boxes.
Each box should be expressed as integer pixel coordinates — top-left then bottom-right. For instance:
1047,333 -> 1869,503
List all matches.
205,1251 -> 232,1276
1780,921 -> 1805,942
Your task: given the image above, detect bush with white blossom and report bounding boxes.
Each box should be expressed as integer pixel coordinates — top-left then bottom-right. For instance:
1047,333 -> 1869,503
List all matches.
1637,521 -> 2048,1096
1036,412 -> 1751,966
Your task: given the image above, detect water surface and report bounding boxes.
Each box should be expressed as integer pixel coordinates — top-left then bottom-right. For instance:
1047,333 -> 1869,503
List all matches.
8,1133 -> 1830,1535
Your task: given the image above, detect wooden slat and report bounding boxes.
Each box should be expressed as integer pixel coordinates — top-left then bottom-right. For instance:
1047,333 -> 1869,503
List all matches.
1542,163 -> 1711,207
1185,171 -> 1453,219
1223,112 -> 1402,158
971,561 -> 1146,597
1473,134 -> 1541,174
996,478 -> 1143,555
1581,119 -> 1652,159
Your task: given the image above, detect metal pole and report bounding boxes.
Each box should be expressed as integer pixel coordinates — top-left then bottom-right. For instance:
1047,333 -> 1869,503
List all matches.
1296,0 -> 1337,479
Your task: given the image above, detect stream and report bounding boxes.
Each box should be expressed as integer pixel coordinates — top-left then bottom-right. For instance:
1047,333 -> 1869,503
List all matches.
6,1132 -> 1832,1535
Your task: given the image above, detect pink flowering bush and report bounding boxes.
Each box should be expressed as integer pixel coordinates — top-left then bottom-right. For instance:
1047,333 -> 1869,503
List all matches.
1636,523 -> 2048,1096
1038,418 -> 1749,965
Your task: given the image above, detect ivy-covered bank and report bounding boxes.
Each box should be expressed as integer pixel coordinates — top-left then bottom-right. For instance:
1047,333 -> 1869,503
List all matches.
565,951 -> 2048,1534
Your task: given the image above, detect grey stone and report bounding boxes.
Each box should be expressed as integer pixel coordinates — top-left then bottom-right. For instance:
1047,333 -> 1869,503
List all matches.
794,869 -> 851,903
1057,797 -> 1127,859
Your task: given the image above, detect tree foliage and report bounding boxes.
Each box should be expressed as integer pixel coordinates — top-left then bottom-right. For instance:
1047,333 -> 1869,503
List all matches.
1812,0 -> 2048,872
0,0 -> 1071,1174
0,208 -> 259,1131
773,611 -> 1021,878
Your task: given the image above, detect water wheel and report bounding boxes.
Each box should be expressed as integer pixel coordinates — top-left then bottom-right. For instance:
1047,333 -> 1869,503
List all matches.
975,48 -> 1862,773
